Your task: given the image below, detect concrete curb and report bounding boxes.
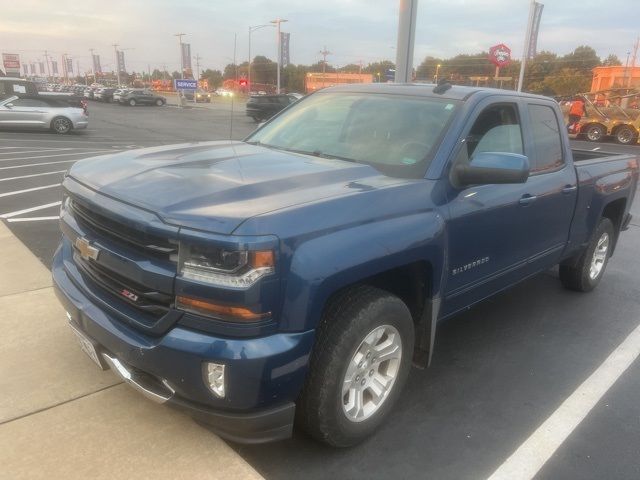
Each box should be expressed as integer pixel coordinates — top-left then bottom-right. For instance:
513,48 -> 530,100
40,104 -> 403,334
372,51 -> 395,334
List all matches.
0,221 -> 264,480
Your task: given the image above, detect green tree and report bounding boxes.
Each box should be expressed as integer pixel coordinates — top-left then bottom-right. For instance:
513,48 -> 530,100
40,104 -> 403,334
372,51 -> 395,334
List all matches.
200,68 -> 223,88
602,54 -> 622,66
562,45 -> 600,74
541,68 -> 591,96
364,60 -> 395,81
338,63 -> 362,73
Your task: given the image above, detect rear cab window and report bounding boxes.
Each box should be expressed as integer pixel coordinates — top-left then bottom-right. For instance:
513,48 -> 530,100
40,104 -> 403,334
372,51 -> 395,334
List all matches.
526,104 -> 564,174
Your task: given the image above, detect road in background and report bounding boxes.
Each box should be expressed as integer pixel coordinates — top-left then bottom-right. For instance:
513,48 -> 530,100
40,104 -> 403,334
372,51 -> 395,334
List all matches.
1,103 -> 639,480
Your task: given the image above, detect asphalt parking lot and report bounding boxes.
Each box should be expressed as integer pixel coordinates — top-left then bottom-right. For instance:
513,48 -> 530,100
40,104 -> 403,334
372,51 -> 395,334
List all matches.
1,101 -> 639,480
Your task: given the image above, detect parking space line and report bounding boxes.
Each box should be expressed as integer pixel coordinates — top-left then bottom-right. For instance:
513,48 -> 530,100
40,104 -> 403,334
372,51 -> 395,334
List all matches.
0,148 -> 74,156
486,322 -> 640,480
0,160 -> 82,171
0,171 -> 66,182
0,184 -> 60,199
1,201 -> 62,219
6,216 -> 59,223
0,150 -> 114,163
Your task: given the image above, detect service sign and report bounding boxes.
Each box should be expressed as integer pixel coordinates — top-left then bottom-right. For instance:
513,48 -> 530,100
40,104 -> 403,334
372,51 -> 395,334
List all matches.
488,44 -> 511,68
2,53 -> 21,76
174,79 -> 197,90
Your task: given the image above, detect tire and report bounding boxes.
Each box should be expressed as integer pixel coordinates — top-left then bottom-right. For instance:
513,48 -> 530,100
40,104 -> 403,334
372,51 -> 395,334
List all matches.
584,124 -> 605,142
560,218 -> 615,292
615,126 -> 636,145
297,285 -> 415,447
50,117 -> 72,134
128,99 -> 136,106
155,99 -> 164,106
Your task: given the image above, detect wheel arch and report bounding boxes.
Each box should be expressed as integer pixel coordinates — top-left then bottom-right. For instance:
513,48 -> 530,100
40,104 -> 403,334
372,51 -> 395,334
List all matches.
601,198 -> 627,254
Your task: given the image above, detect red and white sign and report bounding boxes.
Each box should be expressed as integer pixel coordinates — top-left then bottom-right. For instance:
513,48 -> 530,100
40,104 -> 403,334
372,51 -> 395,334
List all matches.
2,53 -> 21,75
488,44 -> 511,68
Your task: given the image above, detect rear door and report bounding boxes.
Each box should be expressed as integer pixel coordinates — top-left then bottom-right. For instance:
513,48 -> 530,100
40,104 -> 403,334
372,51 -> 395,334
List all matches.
520,102 -> 577,270
0,98 -> 47,127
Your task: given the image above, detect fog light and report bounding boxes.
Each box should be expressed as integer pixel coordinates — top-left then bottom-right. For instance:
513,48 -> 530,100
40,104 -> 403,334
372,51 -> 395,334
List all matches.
205,362 -> 225,398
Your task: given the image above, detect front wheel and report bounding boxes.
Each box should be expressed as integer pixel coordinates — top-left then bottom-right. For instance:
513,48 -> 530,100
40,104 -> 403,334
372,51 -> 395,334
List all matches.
584,124 -> 605,142
128,99 -> 136,106
155,99 -> 164,106
297,286 -> 414,447
560,218 -> 615,292
51,117 -> 72,134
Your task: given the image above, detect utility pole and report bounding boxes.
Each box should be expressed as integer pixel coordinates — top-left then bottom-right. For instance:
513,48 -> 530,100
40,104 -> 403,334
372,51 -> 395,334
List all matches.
358,60 -> 363,75
89,48 -> 94,81
112,44 -> 121,86
148,64 -> 152,85
394,0 -> 418,83
630,37 -> 639,88
43,50 -> 51,81
270,18 -> 288,93
319,46 -> 331,88
174,33 -> 186,79
194,54 -> 201,84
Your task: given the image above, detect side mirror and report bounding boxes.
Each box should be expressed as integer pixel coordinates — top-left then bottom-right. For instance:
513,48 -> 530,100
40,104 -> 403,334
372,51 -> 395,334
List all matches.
455,152 -> 529,186
5,103 -> 13,109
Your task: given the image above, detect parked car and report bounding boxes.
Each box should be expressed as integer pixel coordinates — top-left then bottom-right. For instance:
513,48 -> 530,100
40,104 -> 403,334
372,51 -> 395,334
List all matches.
119,89 -> 166,106
0,95 -> 88,134
184,89 -> 212,103
54,84 -> 638,447
246,94 -> 297,121
215,88 -> 233,97
112,88 -> 129,103
95,88 -> 116,103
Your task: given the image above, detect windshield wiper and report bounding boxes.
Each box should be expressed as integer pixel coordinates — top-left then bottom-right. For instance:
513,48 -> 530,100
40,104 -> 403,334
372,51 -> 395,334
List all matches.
277,147 -> 359,164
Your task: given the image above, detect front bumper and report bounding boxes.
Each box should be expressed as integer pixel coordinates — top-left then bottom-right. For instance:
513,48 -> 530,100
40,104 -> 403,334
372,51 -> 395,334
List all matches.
53,244 -> 314,443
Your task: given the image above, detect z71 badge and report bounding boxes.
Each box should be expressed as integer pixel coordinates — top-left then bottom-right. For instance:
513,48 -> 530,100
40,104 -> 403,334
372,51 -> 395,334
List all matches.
452,257 -> 490,276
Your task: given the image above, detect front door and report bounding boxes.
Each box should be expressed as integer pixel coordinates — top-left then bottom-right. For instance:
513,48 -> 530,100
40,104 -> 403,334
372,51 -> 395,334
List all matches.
442,99 -> 533,317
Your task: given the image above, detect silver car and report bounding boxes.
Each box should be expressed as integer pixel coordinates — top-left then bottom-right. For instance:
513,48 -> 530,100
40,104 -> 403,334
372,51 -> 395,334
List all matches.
0,96 -> 88,134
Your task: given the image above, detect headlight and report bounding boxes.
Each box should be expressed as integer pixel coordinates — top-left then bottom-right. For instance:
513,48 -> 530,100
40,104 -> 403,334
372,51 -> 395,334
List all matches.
178,243 -> 275,288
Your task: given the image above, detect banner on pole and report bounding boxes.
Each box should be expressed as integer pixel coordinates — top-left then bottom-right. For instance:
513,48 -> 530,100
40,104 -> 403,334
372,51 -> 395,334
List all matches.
181,43 -> 192,73
66,57 -> 73,74
117,51 -> 126,73
528,2 -> 544,59
51,60 -> 58,75
92,54 -> 102,74
280,32 -> 290,67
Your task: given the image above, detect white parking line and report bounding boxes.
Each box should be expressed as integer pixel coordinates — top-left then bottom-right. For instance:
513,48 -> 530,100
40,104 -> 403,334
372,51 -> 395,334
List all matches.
0,148 -> 73,156
0,184 -> 60,198
486,322 -> 640,480
0,170 -> 66,182
0,159 -> 84,171
0,150 -> 114,163
0,201 -> 62,219
6,216 -> 59,223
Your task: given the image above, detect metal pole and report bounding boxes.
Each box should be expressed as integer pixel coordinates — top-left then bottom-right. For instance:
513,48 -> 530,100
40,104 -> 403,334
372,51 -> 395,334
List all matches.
174,33 -> 185,79
517,0 -> 536,92
394,0 -> 418,83
276,21 -> 281,93
113,44 -> 121,86
248,27 -> 252,94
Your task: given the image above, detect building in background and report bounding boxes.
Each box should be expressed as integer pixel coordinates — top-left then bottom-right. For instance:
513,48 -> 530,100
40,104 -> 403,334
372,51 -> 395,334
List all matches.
591,66 -> 640,92
305,72 -> 373,93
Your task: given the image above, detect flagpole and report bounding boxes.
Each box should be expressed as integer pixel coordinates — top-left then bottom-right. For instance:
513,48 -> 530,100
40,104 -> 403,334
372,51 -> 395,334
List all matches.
517,0 -> 536,92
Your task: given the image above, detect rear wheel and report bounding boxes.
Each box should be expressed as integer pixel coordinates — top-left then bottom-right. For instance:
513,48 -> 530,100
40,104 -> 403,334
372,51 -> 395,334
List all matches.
297,285 -> 414,447
584,124 -> 605,142
128,99 -> 136,106
615,126 -> 636,145
559,218 -> 615,292
155,99 -> 164,106
51,117 -> 72,134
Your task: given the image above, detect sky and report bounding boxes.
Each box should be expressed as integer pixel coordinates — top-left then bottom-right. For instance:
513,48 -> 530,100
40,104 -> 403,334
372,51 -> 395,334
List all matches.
1,0 -> 637,75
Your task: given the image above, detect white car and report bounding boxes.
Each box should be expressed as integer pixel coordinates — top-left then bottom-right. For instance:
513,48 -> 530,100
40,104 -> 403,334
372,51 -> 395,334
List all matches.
0,95 -> 88,134
112,89 -> 130,102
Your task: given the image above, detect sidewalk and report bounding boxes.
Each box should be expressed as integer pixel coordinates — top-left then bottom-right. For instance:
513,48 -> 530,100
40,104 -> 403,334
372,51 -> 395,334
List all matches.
0,222 -> 263,480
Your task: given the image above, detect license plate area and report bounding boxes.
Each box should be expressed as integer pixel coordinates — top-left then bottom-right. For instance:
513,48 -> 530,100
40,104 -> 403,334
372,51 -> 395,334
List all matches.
68,321 -> 107,370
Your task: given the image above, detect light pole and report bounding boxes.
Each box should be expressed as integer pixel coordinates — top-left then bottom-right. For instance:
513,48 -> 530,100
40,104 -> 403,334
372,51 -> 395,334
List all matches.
174,33 -> 186,79
434,63 -> 441,83
625,51 -> 631,88
249,24 -> 275,94
270,18 -> 288,93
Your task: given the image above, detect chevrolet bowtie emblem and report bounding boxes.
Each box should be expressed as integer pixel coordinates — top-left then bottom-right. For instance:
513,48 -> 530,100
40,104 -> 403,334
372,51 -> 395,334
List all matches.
75,237 -> 100,261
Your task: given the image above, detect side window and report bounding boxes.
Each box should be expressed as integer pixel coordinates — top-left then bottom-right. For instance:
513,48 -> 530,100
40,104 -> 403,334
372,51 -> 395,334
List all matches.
527,104 -> 564,174
456,103 -> 524,167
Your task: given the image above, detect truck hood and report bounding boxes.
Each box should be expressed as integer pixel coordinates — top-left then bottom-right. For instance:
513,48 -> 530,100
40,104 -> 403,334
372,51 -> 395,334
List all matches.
68,141 -> 386,234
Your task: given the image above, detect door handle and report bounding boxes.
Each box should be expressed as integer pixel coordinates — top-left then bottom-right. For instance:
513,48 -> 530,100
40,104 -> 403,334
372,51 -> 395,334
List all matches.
562,185 -> 577,194
519,194 -> 537,205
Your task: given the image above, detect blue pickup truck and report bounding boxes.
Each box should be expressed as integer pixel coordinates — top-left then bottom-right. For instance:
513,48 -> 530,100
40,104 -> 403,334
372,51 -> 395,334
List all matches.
53,84 -> 638,447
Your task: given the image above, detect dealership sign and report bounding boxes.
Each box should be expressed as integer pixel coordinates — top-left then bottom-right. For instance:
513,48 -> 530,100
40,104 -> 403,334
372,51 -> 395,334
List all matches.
488,44 -> 511,68
2,53 -> 21,76
174,79 -> 197,90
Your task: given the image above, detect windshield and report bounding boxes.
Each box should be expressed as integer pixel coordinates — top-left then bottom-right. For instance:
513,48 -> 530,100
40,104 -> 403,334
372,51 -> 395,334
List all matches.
246,92 -> 459,178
